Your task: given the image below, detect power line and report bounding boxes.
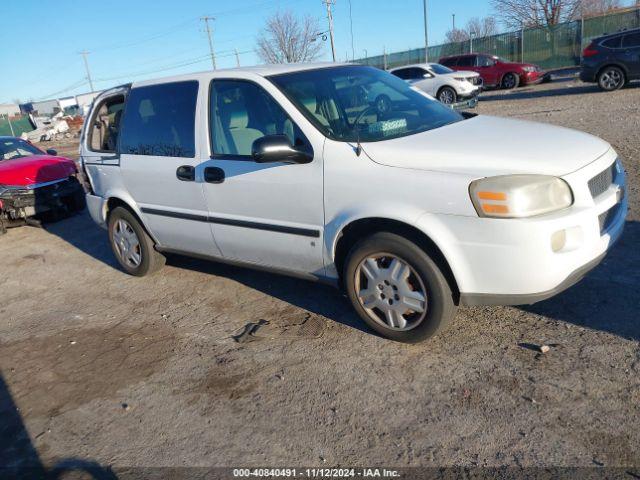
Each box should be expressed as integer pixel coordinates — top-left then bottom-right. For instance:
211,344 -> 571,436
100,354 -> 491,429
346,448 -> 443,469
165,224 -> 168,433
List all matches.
36,79 -> 88,101
94,49 -> 254,83
89,17 -> 199,52
201,16 -> 217,70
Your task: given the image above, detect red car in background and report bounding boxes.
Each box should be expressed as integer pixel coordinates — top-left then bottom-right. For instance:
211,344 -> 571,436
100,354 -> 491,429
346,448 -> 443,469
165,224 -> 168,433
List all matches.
439,53 -> 549,89
0,136 -> 85,234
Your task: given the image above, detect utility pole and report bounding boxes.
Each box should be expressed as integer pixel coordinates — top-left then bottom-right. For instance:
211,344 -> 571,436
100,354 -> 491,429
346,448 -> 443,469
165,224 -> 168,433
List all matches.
323,0 -> 337,62
79,51 -> 94,92
235,48 -> 240,67
383,46 -> 388,70
452,13 -> 456,31
423,0 -> 429,62
201,16 -> 217,70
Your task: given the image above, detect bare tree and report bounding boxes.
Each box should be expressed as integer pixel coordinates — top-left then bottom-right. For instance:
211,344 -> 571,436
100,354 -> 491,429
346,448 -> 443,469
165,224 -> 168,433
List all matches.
491,0 -> 582,29
445,16 -> 497,44
467,17 -> 498,38
579,0 -> 621,16
445,28 -> 470,43
256,11 -> 324,64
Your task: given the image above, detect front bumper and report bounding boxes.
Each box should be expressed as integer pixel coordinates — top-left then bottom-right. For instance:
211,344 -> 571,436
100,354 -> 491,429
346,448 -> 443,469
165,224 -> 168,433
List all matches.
521,71 -> 545,85
417,151 -> 627,306
0,177 -> 85,223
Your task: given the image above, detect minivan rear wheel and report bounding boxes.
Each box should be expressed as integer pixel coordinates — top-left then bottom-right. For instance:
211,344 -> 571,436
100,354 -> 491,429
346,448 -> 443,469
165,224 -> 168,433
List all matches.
344,232 -> 457,343
108,206 -> 165,276
597,66 -> 625,91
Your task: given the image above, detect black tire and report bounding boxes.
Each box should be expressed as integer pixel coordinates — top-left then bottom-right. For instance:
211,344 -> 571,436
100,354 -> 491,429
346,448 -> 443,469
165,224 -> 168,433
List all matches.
597,66 -> 625,91
375,94 -> 391,114
343,232 -> 457,343
108,206 -> 165,276
501,72 -> 520,89
437,86 -> 457,105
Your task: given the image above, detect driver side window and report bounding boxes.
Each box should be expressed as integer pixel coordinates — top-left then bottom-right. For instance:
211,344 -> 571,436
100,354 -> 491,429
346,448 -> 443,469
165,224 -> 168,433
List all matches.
209,80 -> 308,157
476,56 -> 495,67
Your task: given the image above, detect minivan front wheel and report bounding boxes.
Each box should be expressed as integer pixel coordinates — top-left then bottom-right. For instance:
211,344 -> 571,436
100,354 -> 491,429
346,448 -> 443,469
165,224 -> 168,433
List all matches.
344,232 -> 457,343
108,206 -> 165,276
598,66 -> 625,91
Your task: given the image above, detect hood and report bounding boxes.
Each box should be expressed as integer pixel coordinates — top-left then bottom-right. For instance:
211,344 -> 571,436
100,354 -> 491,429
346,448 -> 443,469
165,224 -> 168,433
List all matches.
362,115 -> 610,177
0,155 -> 77,187
444,70 -> 479,78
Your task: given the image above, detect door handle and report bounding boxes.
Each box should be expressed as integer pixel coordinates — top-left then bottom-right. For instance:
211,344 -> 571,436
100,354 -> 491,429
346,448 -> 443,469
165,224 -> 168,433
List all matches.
176,165 -> 195,181
204,167 -> 225,184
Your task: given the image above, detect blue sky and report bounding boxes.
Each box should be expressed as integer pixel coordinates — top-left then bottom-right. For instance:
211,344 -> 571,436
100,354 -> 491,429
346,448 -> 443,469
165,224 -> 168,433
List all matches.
0,0 -> 620,103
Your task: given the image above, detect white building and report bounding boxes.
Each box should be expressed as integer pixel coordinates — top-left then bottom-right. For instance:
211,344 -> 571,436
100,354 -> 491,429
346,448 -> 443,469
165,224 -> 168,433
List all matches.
0,103 -> 20,117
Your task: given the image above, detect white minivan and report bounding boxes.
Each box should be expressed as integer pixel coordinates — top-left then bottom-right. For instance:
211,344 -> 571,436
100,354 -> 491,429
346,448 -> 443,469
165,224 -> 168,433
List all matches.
81,63 -> 627,342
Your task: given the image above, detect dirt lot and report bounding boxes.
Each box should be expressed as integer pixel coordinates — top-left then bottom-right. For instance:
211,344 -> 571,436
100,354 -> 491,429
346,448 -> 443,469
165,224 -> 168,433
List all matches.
1,75 -> 639,476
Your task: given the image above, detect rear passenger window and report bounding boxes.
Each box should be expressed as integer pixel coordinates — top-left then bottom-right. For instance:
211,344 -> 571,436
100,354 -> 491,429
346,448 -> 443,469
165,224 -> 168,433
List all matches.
441,58 -> 458,67
457,56 -> 474,67
119,81 -> 198,157
602,37 -> 621,48
622,33 -> 640,47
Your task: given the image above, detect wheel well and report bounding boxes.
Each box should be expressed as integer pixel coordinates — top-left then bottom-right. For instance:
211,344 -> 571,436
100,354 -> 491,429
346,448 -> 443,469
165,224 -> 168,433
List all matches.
333,218 -> 459,303
436,85 -> 455,97
597,64 -> 627,80
501,72 -> 518,83
106,197 -> 158,243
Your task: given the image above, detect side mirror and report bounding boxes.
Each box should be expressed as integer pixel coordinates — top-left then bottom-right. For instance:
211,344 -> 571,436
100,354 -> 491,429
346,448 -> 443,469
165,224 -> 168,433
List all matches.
423,72 -> 434,78
251,135 -> 312,164
46,149 -> 57,156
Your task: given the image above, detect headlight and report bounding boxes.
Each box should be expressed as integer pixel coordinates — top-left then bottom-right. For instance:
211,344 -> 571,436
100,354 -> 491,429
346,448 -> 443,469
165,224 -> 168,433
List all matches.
523,66 -> 535,73
454,77 -> 466,82
469,175 -> 573,218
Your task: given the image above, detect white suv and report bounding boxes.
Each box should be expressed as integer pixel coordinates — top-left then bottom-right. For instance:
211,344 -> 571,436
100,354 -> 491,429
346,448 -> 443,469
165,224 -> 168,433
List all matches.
81,63 -> 627,343
389,63 -> 481,107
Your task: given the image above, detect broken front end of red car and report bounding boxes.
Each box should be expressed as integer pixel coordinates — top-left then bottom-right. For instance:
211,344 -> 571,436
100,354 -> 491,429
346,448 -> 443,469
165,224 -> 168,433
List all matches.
0,177 -> 86,234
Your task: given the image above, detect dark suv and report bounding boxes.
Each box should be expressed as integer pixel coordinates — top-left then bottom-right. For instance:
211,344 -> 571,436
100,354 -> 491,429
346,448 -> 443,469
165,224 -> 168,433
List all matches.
580,28 -> 640,91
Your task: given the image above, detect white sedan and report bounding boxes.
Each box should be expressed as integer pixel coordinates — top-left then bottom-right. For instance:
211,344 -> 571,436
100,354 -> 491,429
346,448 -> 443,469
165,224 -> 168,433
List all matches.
389,63 -> 482,106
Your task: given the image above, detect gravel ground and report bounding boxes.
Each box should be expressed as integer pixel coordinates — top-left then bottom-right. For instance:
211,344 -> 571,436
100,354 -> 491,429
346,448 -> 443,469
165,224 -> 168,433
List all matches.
1,75 -> 639,477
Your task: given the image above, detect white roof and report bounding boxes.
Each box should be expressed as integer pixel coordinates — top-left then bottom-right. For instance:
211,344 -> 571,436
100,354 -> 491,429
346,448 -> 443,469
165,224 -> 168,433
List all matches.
389,63 -> 444,72
132,62 -> 351,87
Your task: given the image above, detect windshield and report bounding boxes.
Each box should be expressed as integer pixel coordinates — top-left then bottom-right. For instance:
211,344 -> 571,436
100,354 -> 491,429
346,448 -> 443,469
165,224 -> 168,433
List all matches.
0,138 -> 43,161
269,66 -> 463,143
429,64 -> 454,75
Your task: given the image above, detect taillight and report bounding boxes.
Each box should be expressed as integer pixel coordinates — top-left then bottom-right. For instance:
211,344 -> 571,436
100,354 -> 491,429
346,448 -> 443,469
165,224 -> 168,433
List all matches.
582,43 -> 599,57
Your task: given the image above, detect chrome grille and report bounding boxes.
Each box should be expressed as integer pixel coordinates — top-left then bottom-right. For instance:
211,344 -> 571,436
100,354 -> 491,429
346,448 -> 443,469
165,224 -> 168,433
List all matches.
588,163 -> 616,198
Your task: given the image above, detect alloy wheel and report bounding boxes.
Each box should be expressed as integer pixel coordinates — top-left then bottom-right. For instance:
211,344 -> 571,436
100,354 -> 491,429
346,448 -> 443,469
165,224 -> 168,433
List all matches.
439,89 -> 455,104
112,218 -> 142,268
503,74 -> 516,89
354,253 -> 428,331
601,69 -> 622,90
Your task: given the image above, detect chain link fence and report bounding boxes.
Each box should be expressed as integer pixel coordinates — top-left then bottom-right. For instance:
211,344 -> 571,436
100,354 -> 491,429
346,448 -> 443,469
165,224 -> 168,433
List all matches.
359,6 -> 640,70
0,114 -> 34,137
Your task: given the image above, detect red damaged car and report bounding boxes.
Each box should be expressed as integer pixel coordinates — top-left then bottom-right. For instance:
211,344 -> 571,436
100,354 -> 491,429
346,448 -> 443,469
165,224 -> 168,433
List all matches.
439,53 -> 549,89
0,136 -> 85,234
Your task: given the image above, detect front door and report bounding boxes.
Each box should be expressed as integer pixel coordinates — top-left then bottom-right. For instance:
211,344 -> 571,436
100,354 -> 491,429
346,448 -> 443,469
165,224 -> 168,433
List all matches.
200,79 -> 324,276
621,32 -> 640,77
118,80 -> 221,257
